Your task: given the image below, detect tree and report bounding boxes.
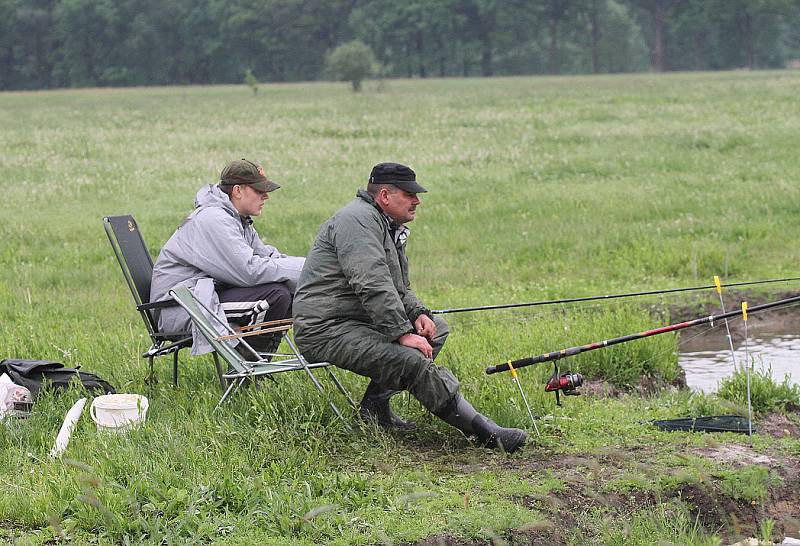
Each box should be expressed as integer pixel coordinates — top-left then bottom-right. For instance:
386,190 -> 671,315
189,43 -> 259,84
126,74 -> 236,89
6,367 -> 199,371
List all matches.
325,40 -> 375,91
546,0 -> 572,74
244,68 -> 259,95
453,0 -> 499,77
626,0 -> 678,71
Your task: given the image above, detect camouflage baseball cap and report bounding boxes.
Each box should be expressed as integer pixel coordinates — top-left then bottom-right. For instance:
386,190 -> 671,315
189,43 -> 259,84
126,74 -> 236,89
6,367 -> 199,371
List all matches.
219,159 -> 281,192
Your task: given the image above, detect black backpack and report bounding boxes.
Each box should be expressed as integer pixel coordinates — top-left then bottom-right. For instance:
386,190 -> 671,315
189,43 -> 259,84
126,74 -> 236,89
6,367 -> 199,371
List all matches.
0,359 -> 116,397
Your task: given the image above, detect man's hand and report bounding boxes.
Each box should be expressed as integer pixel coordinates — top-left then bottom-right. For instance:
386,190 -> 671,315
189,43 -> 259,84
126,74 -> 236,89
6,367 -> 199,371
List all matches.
398,333 -> 433,359
414,314 -> 436,341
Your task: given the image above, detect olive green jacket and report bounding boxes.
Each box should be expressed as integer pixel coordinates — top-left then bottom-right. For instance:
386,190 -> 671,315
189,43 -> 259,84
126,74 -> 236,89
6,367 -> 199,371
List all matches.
293,190 -> 430,344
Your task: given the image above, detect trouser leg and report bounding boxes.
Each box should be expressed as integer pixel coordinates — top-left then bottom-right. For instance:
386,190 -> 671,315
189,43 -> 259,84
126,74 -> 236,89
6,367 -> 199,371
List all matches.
218,282 -> 292,353
357,316 -> 448,429
298,324 -> 460,415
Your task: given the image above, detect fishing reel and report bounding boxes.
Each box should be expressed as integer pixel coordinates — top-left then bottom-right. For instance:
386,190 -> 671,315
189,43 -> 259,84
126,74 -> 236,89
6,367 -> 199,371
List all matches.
544,362 -> 583,406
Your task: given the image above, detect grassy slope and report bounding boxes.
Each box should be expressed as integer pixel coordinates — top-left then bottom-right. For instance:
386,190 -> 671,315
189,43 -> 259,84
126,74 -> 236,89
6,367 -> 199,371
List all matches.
1,72 -> 799,544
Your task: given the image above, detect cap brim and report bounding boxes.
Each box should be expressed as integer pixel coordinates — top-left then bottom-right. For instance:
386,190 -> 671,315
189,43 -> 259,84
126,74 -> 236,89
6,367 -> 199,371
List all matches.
251,179 -> 281,192
393,180 -> 428,193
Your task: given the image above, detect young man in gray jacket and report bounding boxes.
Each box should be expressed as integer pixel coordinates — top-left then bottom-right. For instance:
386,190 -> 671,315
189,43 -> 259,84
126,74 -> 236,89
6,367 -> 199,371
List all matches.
150,159 -> 304,356
293,162 -> 526,452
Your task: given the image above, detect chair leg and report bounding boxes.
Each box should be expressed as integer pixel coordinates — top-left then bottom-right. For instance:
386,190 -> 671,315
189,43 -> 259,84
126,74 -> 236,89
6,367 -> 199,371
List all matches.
212,352 -> 227,392
145,356 -> 156,385
172,351 -> 179,387
282,334 -> 353,430
303,366 -> 352,432
326,368 -> 357,410
214,377 -> 245,411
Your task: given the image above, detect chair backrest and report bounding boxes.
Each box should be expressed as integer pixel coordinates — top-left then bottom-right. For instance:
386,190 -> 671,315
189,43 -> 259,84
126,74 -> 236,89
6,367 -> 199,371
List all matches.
170,285 -> 249,372
103,215 -> 158,335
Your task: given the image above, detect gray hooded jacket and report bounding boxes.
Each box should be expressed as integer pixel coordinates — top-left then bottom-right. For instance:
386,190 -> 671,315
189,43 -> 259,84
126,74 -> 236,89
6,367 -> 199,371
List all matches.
150,184 -> 304,354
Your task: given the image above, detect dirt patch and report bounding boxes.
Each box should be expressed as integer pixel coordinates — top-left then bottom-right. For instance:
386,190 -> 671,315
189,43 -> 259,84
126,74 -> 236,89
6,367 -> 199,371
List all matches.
670,467 -> 800,541
579,374 -> 685,399
692,444 -> 776,467
432,438 -> 798,545
578,379 -> 625,398
758,412 -> 800,438
403,526 -> 560,546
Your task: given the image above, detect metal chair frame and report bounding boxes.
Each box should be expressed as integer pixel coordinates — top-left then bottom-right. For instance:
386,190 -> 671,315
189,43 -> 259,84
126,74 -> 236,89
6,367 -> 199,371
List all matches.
169,285 -> 356,426
103,215 -> 225,389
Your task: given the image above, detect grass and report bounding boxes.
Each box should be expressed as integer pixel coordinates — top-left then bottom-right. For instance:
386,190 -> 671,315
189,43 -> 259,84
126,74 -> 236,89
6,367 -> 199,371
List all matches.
2,71 -> 800,543
718,364 -> 800,413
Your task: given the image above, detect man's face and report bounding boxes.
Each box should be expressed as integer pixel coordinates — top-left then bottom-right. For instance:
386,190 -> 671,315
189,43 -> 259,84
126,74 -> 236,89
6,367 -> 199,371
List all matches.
379,186 -> 421,224
232,184 -> 269,217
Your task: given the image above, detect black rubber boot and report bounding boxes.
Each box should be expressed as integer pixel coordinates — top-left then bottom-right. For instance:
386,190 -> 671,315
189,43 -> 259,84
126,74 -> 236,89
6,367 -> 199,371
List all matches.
435,395 -> 527,453
359,381 -> 416,430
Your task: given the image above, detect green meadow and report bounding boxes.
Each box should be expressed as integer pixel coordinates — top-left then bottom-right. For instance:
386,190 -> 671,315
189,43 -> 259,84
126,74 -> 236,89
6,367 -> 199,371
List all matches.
1,72 -> 799,544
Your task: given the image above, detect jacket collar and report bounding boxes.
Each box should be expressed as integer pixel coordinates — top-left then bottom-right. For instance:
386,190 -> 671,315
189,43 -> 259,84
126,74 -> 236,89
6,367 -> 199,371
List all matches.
356,189 -> 410,244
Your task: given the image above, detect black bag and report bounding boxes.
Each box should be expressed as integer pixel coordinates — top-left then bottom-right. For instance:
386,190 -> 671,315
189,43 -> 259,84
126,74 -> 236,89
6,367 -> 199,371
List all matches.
0,359 -> 116,397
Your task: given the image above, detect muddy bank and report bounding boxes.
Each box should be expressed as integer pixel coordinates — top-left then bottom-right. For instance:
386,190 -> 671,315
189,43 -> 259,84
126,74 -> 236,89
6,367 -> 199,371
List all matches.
407,405 -> 800,545
670,290 -> 800,339
408,441 -> 799,545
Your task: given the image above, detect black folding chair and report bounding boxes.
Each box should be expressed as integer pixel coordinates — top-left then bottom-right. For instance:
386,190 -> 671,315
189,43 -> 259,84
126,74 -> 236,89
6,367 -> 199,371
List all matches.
103,215 -> 225,388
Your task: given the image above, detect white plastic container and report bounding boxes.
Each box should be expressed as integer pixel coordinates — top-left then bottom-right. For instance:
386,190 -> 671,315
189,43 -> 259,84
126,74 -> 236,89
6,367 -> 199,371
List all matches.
90,394 -> 148,432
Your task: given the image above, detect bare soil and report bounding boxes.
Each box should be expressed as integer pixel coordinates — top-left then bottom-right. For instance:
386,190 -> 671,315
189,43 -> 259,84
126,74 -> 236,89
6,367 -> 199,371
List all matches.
406,409 -> 800,545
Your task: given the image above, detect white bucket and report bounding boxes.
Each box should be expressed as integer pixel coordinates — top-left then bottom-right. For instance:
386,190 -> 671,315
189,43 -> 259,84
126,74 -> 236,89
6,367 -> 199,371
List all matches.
90,394 -> 148,433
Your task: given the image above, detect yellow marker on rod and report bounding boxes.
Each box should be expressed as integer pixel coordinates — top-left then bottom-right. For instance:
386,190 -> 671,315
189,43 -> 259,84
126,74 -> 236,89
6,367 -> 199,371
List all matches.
713,275 -> 737,368
742,301 -> 752,438
508,361 -> 540,437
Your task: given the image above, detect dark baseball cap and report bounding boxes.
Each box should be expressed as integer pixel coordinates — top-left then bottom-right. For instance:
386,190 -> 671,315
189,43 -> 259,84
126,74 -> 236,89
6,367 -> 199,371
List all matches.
368,162 -> 427,193
219,159 -> 280,192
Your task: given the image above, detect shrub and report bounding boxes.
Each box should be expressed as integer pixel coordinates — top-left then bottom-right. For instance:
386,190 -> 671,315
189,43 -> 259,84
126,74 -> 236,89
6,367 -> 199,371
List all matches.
684,390 -> 742,417
325,40 -> 376,92
717,363 -> 800,413
718,465 -> 778,502
567,305 -> 680,388
243,69 -> 259,96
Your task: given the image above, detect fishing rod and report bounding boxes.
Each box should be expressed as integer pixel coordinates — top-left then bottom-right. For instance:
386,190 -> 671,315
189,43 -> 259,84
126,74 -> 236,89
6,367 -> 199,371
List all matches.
485,293 -> 800,378
432,276 -> 800,315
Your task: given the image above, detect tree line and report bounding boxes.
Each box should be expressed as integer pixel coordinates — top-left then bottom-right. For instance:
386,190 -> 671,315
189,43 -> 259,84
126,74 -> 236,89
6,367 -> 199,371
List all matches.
2,0 -> 799,91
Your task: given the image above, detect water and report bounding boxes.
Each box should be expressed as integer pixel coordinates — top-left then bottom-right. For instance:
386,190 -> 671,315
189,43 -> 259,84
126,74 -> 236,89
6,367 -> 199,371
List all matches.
678,315 -> 800,393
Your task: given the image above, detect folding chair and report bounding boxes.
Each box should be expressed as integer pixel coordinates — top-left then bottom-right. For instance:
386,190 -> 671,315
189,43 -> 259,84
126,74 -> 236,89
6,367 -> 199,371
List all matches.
169,285 -> 356,425
103,215 -> 225,389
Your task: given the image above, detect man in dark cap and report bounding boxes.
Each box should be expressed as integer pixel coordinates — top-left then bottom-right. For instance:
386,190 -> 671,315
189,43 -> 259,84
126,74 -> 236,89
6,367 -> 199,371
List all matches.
150,159 -> 305,357
293,162 -> 526,452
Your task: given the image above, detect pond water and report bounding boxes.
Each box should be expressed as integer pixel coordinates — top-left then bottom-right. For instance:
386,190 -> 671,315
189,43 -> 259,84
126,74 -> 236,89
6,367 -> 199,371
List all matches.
678,314 -> 800,393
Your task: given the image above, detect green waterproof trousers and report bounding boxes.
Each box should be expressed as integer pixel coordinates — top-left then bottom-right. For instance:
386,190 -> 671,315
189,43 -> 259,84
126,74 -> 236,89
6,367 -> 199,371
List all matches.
297,315 -> 460,415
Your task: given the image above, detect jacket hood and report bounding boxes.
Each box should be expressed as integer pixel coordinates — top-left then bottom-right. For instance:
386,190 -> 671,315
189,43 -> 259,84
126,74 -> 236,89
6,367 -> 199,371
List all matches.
195,184 -> 240,220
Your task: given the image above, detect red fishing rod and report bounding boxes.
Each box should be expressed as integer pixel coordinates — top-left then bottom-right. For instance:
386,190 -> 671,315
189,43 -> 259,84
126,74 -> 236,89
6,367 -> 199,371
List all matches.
485,294 -> 800,404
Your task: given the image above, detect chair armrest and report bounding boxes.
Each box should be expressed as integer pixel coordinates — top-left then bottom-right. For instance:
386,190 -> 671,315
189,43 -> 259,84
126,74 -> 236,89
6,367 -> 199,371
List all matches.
217,324 -> 292,342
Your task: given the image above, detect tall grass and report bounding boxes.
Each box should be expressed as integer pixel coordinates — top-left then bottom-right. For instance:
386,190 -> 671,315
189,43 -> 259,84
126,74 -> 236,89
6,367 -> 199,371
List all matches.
717,364 -> 800,413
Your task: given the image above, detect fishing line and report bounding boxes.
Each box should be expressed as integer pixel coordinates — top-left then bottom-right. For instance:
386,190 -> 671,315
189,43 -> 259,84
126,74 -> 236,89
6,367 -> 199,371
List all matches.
432,276 -> 800,315
449,293 -> 676,329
